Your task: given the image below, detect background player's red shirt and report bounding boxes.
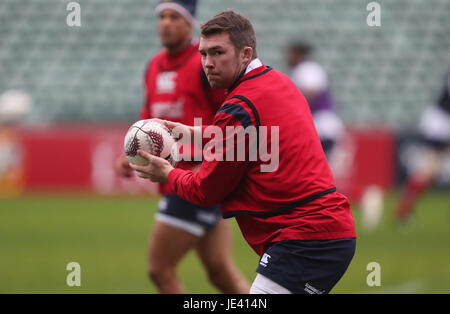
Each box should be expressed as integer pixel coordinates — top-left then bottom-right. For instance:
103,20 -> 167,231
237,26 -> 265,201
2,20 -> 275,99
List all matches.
140,41 -> 225,194
168,63 -> 356,256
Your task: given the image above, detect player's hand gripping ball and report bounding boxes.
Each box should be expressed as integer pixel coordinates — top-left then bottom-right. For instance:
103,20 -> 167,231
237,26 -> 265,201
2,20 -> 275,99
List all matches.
124,120 -> 179,167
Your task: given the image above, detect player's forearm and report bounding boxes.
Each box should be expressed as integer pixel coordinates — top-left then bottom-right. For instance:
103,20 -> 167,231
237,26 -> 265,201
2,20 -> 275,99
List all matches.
168,168 -> 216,207
168,160 -> 246,207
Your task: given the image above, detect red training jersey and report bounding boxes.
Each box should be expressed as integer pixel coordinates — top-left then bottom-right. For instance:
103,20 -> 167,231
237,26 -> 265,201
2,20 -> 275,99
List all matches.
140,41 -> 225,194
168,63 -> 356,256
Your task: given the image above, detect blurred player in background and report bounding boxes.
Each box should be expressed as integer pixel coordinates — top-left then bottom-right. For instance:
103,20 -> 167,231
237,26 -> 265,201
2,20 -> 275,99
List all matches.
0,89 -> 32,197
115,0 -> 249,293
286,43 -> 384,232
395,70 -> 450,223
131,10 -> 356,294
285,42 -> 344,158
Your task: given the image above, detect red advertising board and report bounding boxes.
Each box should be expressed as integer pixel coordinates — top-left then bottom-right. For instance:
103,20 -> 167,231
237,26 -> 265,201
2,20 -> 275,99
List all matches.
330,126 -> 395,201
3,124 -> 157,195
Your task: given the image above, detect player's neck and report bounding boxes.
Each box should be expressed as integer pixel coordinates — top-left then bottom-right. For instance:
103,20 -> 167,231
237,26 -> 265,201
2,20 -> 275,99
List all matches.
166,37 -> 193,55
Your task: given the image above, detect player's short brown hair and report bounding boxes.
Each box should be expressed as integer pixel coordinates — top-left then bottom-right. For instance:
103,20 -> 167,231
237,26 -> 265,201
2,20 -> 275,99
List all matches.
200,10 -> 257,58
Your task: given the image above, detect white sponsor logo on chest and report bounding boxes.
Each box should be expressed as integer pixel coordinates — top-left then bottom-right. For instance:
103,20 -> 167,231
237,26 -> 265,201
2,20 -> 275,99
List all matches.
156,71 -> 177,94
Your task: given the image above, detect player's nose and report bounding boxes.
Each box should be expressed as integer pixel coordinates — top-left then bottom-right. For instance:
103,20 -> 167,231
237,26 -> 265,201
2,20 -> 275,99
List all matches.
203,54 -> 214,69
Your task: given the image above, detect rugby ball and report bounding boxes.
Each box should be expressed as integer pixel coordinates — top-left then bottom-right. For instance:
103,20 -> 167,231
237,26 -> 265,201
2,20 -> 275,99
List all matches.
124,120 -> 179,167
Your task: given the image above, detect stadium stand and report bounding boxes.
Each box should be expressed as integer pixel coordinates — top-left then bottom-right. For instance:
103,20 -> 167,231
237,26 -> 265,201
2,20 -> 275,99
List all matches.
0,0 -> 449,128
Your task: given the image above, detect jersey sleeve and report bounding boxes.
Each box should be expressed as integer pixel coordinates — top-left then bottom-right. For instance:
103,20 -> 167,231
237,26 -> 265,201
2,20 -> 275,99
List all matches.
168,101 -> 257,207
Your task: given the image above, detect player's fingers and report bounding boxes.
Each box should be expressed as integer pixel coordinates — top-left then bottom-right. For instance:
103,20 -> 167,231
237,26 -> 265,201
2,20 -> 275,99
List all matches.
149,118 -> 167,126
150,119 -> 189,141
163,120 -> 180,130
137,149 -> 154,162
148,118 -> 178,132
166,121 -> 190,140
129,162 -> 148,173
149,175 -> 160,182
171,124 -> 187,140
137,149 -> 170,166
136,171 -> 150,179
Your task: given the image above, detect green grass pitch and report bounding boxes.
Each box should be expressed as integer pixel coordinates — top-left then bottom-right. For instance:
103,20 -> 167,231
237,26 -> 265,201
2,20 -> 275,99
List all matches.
0,190 -> 449,293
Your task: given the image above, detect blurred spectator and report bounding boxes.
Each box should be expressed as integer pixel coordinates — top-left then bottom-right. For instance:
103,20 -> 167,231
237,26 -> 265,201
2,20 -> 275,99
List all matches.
0,90 -> 32,125
395,70 -> 450,222
0,89 -> 32,197
285,41 -> 344,158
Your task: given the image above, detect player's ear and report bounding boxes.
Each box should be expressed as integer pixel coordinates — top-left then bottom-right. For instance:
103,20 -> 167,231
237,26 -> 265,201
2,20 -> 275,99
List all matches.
241,47 -> 253,65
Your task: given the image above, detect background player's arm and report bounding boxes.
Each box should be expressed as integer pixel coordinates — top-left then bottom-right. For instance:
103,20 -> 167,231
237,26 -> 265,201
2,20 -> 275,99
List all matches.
115,154 -> 134,178
115,62 -> 153,178
140,63 -> 153,120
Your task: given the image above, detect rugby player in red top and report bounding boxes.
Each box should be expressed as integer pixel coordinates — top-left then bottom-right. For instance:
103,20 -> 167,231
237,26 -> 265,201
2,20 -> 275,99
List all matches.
115,2 -> 249,294
130,10 -> 356,294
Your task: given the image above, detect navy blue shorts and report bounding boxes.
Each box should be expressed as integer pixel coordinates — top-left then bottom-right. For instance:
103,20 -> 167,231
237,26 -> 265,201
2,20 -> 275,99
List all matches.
256,238 -> 356,294
156,194 -> 221,236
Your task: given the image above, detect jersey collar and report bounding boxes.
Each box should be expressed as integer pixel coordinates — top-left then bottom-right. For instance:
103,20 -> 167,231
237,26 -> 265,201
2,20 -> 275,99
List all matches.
228,59 -> 270,93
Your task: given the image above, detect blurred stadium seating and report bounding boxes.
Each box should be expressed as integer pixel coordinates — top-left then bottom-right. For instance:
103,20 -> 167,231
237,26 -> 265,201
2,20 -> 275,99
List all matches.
0,0 -> 449,128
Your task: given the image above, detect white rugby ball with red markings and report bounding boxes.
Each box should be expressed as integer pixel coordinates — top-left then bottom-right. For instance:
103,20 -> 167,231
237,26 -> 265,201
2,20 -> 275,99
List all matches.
124,120 -> 179,167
